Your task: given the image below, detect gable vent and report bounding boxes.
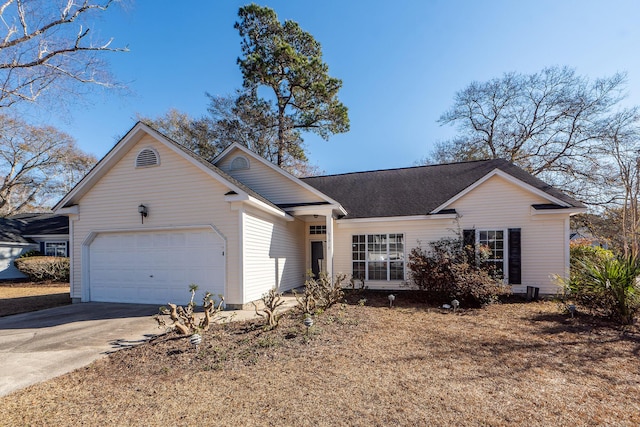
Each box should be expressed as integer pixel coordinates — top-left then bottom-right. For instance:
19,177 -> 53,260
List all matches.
136,148 -> 159,168
230,156 -> 249,171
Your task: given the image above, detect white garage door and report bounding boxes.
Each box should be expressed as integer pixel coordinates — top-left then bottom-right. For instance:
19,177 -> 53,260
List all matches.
89,229 -> 225,305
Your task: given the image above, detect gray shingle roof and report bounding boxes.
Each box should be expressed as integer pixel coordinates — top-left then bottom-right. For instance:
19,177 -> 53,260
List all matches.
0,218 -> 30,243
301,159 -> 585,219
0,214 -> 69,243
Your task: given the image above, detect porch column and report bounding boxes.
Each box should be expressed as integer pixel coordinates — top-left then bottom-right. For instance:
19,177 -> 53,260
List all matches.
325,212 -> 334,281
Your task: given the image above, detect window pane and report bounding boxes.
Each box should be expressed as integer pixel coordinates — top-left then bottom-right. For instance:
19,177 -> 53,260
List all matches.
478,230 -> 505,279
45,242 -> 66,257
368,261 -> 387,280
390,261 -> 404,280
353,262 -> 365,280
354,233 -> 404,281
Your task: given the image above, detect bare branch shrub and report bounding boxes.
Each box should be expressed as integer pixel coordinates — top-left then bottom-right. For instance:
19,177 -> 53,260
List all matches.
154,286 -> 225,335
296,271 -> 346,315
14,256 -> 69,281
253,288 -> 286,330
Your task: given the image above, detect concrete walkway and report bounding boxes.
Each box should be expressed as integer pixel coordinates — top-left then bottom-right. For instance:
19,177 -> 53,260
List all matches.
0,297 -> 298,397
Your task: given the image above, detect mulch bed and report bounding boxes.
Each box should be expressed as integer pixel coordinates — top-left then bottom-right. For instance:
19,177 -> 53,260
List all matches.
1,291 -> 639,426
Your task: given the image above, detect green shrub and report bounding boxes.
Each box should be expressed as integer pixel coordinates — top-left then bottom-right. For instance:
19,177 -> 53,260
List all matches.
17,249 -> 42,259
569,240 -> 614,289
14,256 -> 70,282
566,254 -> 640,325
405,237 -> 511,306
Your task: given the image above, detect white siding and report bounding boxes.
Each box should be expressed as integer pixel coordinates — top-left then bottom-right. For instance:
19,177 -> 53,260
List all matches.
332,175 -> 571,294
71,134 -> 242,304
243,209 -> 305,303
452,175 -> 567,294
217,148 -> 325,205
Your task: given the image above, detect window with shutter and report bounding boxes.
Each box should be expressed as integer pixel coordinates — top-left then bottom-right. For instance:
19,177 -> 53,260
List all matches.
508,228 -> 521,284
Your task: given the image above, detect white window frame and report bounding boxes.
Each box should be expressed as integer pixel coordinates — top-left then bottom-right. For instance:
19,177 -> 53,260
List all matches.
476,229 -> 508,281
44,241 -> 68,257
310,225 -> 326,235
352,233 -> 405,281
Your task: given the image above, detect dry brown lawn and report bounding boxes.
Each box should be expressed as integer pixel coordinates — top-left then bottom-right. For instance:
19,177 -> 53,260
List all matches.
1,292 -> 639,426
0,281 -> 70,317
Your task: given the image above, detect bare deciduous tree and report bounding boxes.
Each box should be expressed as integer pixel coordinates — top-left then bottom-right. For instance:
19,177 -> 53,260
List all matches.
598,107 -> 640,256
0,115 -> 96,215
433,66 -> 628,201
140,90 -> 324,177
137,109 -> 218,161
0,0 -> 127,108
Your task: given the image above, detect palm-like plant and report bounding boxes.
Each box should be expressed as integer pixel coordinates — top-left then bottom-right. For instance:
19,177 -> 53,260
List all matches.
575,255 -> 640,324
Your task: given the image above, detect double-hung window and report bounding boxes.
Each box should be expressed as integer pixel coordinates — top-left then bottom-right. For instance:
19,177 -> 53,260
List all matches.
464,228 -> 521,284
352,234 -> 404,281
44,241 -> 67,257
477,230 -> 506,278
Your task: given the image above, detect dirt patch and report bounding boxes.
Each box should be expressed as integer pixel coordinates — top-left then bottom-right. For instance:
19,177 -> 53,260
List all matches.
0,282 -> 70,316
1,292 -> 639,426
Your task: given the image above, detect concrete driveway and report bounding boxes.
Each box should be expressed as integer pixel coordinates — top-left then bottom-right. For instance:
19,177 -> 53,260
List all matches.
0,303 -> 162,397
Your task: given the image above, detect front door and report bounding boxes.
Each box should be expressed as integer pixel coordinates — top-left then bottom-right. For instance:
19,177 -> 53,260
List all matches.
311,241 -> 324,278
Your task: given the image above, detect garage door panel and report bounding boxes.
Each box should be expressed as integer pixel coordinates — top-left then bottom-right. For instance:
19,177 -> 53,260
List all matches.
89,229 -> 225,305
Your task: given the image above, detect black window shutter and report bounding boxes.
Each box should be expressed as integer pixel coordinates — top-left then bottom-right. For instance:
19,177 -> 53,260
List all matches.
463,229 -> 476,265
39,242 -> 45,254
508,228 -> 521,284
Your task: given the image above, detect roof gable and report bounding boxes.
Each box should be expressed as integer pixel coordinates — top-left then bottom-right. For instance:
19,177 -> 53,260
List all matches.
302,159 -> 585,219
53,123 -> 285,216
213,143 -> 345,211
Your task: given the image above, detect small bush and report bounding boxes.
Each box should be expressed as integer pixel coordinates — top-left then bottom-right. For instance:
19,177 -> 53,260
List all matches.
14,256 -> 69,282
405,237 -> 510,306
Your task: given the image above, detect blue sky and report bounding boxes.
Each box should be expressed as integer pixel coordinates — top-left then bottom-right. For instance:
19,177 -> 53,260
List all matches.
37,0 -> 640,175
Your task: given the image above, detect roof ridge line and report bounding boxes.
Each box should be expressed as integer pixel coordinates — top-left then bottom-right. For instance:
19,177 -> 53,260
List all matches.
302,158 -> 501,179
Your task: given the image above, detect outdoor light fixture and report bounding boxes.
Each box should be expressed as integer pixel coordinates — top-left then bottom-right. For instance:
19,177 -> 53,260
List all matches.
388,294 -> 395,308
138,204 -> 148,224
303,316 -> 314,335
190,333 -> 202,350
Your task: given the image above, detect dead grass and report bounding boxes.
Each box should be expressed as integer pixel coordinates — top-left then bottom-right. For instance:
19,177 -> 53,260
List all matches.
0,281 -> 70,316
1,292 -> 639,426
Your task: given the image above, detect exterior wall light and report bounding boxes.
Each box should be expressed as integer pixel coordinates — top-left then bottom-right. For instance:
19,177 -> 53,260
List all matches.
138,204 -> 148,223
